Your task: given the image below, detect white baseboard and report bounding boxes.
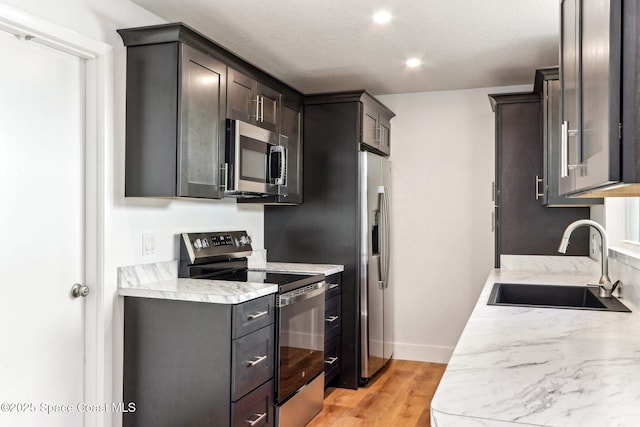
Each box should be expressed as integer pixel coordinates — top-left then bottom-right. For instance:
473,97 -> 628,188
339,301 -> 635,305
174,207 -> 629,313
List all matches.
393,342 -> 453,364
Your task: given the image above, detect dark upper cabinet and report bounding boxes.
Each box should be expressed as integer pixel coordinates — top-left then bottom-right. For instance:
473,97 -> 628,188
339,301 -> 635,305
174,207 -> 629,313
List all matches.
361,94 -> 393,155
228,68 -> 281,133
305,91 -> 394,156
236,92 -> 303,205
558,0 -> 640,197
534,68 -> 602,206
120,40 -> 227,198
118,23 -> 303,201
280,98 -> 303,204
489,92 -> 590,267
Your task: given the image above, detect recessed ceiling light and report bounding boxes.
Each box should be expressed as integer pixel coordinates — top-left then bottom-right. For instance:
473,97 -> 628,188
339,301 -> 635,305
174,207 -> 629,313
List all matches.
373,11 -> 392,24
406,58 -> 422,68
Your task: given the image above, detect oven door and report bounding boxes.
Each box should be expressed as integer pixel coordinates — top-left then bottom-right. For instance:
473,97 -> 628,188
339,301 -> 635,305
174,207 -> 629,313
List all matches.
276,281 -> 326,402
225,119 -> 288,196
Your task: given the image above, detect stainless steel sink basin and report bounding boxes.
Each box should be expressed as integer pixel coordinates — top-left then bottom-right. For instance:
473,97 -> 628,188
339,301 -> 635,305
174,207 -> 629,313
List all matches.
487,282 -> 631,312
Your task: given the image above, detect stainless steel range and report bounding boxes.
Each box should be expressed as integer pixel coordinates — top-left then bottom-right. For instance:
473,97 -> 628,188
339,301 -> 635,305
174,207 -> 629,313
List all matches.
179,230 -> 326,427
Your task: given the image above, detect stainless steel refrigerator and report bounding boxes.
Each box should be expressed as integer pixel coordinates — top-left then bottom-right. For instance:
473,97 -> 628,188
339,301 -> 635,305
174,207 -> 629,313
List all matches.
264,92 -> 395,389
359,151 -> 393,380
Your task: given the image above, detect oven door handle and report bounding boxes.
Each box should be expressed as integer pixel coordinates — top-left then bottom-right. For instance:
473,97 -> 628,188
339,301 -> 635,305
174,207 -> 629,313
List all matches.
277,282 -> 326,307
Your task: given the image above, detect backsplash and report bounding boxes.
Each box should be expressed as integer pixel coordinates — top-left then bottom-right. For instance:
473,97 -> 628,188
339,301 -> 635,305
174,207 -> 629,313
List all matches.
609,249 -> 640,307
500,255 -> 600,274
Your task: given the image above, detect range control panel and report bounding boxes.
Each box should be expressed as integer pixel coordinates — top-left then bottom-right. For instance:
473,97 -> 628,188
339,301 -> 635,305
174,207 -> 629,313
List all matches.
181,230 -> 253,264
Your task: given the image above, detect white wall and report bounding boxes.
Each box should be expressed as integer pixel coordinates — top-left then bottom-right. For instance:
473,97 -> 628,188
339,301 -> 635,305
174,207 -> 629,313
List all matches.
378,85 -> 530,363
0,1 -> 264,426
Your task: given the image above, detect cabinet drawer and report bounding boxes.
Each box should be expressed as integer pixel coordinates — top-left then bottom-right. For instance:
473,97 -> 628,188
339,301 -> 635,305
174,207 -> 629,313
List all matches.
325,273 -> 341,300
324,294 -> 341,341
232,325 -> 274,401
233,294 -> 275,339
232,379 -> 274,427
324,335 -> 341,385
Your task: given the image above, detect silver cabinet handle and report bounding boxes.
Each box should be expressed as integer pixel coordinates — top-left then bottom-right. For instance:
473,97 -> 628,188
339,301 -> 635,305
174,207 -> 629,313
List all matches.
374,125 -> 381,142
325,315 -> 339,323
245,412 -> 267,426
328,283 -> 339,290
252,95 -> 260,120
221,163 -> 228,191
248,310 -> 268,320
247,355 -> 268,367
561,121 -> 569,178
535,175 -> 544,200
491,211 -> 495,232
260,95 -> 264,122
324,357 -> 338,365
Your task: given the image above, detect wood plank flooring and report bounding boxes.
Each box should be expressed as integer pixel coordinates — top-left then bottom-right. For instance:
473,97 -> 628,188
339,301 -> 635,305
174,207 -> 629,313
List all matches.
307,360 -> 447,427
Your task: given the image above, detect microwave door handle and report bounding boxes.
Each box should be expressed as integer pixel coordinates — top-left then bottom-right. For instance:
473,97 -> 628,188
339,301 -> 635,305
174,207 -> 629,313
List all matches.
270,145 -> 287,186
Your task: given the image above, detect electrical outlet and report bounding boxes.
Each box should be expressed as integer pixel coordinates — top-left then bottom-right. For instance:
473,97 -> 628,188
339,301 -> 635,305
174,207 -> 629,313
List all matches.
142,233 -> 156,256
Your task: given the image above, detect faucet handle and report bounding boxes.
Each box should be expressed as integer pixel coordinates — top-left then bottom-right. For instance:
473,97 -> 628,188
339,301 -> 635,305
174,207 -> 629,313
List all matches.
611,280 -> 620,293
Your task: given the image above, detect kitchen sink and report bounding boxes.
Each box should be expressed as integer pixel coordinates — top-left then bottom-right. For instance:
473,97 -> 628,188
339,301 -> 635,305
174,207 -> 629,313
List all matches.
487,282 -> 631,312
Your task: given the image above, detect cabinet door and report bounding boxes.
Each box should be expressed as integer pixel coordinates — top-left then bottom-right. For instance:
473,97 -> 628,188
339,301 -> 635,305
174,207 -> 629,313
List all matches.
378,115 -> 391,155
543,78 -> 602,206
361,102 -> 380,151
228,68 -> 255,123
281,103 -> 302,204
559,0 -> 580,195
576,0 -> 620,191
257,83 -> 280,133
177,44 -> 227,198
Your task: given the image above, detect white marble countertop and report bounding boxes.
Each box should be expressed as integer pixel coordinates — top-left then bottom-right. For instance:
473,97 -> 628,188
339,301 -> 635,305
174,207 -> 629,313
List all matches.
431,269 -> 640,427
259,262 -> 344,276
118,278 -> 278,305
117,260 -> 343,305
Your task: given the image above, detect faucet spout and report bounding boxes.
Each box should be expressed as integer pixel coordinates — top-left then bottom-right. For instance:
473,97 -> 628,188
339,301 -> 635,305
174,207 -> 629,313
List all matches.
557,219 -> 614,297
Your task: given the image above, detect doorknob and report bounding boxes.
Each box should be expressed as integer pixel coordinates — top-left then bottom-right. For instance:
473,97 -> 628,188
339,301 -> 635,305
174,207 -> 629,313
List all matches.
71,283 -> 90,298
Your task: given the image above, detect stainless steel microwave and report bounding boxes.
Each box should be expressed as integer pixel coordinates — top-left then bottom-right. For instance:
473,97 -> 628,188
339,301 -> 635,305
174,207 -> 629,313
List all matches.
224,119 -> 288,197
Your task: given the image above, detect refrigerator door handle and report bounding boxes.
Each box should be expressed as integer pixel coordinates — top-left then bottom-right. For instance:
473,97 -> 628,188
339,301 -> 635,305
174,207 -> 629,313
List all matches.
382,187 -> 390,288
378,186 -> 390,288
377,191 -> 384,287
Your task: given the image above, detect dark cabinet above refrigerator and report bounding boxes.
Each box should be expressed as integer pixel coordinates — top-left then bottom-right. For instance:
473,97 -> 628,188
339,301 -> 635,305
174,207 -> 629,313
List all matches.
305,91 -> 395,156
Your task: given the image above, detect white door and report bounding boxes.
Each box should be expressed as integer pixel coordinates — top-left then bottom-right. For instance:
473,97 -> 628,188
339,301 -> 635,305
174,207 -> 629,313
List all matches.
0,29 -> 86,426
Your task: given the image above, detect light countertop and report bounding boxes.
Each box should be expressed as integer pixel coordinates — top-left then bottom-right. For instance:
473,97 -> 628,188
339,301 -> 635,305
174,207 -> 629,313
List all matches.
117,260 -> 343,305
258,262 -> 344,276
431,269 -> 640,427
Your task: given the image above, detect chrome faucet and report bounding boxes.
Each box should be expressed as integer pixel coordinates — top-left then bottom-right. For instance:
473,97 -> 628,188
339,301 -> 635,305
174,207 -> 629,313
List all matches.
558,219 -> 618,298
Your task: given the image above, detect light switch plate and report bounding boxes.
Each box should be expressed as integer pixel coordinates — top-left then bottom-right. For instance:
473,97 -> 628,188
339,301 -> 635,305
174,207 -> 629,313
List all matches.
142,233 -> 156,256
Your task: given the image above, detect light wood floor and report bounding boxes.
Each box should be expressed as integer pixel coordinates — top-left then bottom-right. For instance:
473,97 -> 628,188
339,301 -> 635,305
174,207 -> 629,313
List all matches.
307,360 -> 447,427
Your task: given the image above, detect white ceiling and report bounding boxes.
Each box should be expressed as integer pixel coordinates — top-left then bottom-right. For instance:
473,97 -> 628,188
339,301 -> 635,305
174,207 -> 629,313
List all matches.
130,0 -> 559,95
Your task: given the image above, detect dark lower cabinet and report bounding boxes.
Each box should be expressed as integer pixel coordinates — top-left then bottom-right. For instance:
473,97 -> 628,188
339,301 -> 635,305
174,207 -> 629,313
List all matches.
123,294 -> 275,427
489,92 -> 590,267
323,273 -> 342,386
